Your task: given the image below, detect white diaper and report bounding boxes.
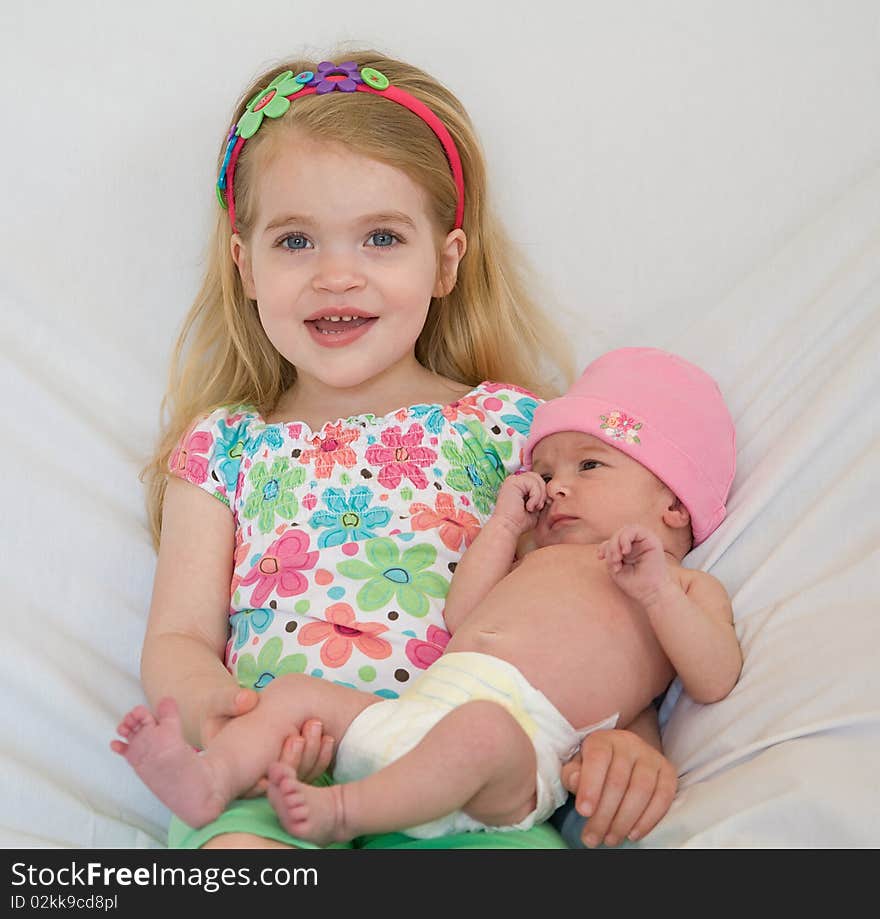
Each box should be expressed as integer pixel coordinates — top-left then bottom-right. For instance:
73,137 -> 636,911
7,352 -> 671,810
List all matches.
333,651 -> 619,838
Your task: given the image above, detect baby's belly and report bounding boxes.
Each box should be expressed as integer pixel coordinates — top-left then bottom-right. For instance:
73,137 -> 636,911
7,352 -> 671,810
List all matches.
445,546 -> 675,728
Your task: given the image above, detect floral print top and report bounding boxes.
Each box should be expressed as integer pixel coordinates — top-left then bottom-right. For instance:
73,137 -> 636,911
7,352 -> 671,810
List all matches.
168,381 -> 540,698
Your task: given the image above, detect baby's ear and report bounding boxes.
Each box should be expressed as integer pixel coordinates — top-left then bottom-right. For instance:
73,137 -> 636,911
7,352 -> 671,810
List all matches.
662,496 -> 691,531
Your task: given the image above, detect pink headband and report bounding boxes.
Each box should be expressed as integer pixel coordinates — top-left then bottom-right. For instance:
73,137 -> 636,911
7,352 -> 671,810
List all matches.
217,61 -> 466,233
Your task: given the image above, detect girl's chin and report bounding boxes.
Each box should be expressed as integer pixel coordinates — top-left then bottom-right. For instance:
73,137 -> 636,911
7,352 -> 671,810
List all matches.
292,363 -> 398,394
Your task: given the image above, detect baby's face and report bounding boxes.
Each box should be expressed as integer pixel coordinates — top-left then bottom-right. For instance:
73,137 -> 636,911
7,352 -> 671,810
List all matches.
529,432 -> 673,548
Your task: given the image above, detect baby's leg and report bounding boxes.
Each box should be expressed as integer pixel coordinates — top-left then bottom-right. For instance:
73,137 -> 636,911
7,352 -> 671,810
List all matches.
111,675 -> 377,828
268,699 -> 537,844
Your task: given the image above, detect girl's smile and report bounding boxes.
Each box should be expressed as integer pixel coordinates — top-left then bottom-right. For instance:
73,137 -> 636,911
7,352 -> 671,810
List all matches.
304,307 -> 379,348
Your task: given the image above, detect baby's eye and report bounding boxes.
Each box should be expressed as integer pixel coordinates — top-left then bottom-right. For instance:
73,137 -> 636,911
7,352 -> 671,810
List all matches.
279,234 -> 312,251
580,460 -> 602,471
366,231 -> 399,248
539,473 -> 552,483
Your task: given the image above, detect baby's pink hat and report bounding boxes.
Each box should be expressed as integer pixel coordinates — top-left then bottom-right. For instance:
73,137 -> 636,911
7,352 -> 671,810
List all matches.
524,348 -> 736,545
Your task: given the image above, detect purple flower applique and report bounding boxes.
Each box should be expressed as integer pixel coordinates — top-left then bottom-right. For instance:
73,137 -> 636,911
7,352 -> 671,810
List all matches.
310,61 -> 363,94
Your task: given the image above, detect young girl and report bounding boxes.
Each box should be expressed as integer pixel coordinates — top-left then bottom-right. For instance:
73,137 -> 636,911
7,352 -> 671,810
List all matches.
139,48 -> 676,850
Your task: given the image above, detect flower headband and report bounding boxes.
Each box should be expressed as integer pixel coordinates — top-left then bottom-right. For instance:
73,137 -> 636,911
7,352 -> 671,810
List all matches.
217,61 -> 466,233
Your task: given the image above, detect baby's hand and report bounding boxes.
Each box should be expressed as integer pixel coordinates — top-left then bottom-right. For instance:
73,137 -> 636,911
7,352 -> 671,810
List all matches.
492,471 -> 547,535
598,524 -> 671,605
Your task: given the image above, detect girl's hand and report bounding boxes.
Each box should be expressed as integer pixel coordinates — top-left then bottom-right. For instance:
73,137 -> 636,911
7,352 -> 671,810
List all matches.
242,720 -> 336,797
283,719 -> 336,783
200,685 -> 259,746
492,471 -> 547,535
598,524 -> 672,605
561,728 -> 678,848
200,688 -> 335,796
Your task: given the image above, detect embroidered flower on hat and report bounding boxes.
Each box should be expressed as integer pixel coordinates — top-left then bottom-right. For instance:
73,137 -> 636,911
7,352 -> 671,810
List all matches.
599,411 -> 642,445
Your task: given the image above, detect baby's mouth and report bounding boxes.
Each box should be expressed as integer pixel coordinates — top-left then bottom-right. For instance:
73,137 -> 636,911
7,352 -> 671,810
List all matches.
548,515 -> 579,530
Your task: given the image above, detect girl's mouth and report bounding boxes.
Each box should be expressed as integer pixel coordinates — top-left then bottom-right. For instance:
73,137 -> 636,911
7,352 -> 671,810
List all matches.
304,315 -> 377,347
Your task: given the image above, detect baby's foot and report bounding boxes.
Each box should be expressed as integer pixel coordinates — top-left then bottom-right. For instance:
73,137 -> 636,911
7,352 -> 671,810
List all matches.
267,763 -> 351,846
110,698 -> 226,828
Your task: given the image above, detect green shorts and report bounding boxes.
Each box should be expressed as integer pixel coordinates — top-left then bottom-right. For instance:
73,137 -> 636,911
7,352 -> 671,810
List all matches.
168,778 -> 568,850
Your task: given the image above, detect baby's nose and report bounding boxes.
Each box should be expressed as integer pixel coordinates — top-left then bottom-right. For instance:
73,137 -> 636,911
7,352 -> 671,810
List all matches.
546,478 -> 569,497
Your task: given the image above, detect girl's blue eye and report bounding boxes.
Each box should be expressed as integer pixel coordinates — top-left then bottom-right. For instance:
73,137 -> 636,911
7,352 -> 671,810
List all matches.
580,460 -> 601,471
281,235 -> 311,251
368,232 -> 396,247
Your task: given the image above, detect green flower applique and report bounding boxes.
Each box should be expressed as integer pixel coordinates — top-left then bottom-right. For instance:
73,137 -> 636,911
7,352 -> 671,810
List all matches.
337,537 -> 449,618
441,420 -> 512,514
243,457 -> 306,534
235,636 -> 307,691
237,71 -> 307,140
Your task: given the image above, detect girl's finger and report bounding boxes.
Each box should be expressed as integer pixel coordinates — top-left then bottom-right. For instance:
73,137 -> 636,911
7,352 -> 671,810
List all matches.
627,768 -> 677,842
297,720 -> 324,775
600,764 -> 658,847
281,735 -> 305,770
579,756 -> 634,848
574,739 -> 614,819
304,736 -> 335,783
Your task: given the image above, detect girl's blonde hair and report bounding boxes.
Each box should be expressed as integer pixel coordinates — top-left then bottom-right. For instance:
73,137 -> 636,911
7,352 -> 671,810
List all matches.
143,48 -> 573,547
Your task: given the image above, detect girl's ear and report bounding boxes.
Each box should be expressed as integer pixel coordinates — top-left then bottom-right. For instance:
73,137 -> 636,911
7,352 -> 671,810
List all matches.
231,235 -> 257,300
662,496 -> 691,531
433,229 -> 467,297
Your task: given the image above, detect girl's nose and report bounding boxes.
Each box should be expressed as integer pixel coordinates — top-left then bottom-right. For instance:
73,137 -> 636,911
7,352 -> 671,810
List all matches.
312,252 -> 366,294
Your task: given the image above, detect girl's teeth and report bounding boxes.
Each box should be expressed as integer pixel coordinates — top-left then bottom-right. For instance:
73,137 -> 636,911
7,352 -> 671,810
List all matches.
321,315 -> 355,322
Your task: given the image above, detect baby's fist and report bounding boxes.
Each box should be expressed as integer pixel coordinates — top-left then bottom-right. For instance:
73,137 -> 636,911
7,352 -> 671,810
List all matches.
598,524 -> 669,602
493,471 -> 547,533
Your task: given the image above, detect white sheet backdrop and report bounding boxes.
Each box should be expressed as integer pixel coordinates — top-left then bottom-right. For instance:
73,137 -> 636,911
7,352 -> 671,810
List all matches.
1,0 -> 878,847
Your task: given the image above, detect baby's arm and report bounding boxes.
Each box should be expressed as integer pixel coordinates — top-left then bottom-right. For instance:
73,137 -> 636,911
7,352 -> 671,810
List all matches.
443,472 -> 546,633
140,477 -> 252,748
601,525 -> 742,703
647,570 -> 741,703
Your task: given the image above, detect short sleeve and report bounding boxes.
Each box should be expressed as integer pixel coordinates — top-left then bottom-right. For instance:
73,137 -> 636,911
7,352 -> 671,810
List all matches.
168,406 -> 256,508
444,382 -> 543,519
473,381 -> 543,476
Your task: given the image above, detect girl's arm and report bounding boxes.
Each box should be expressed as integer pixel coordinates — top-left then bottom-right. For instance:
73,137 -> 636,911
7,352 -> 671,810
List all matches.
140,477 -> 248,748
443,472 -> 545,633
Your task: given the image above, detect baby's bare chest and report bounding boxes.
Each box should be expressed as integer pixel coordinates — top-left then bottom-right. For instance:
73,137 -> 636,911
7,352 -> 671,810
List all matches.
446,545 -> 674,725
449,546 -> 650,655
